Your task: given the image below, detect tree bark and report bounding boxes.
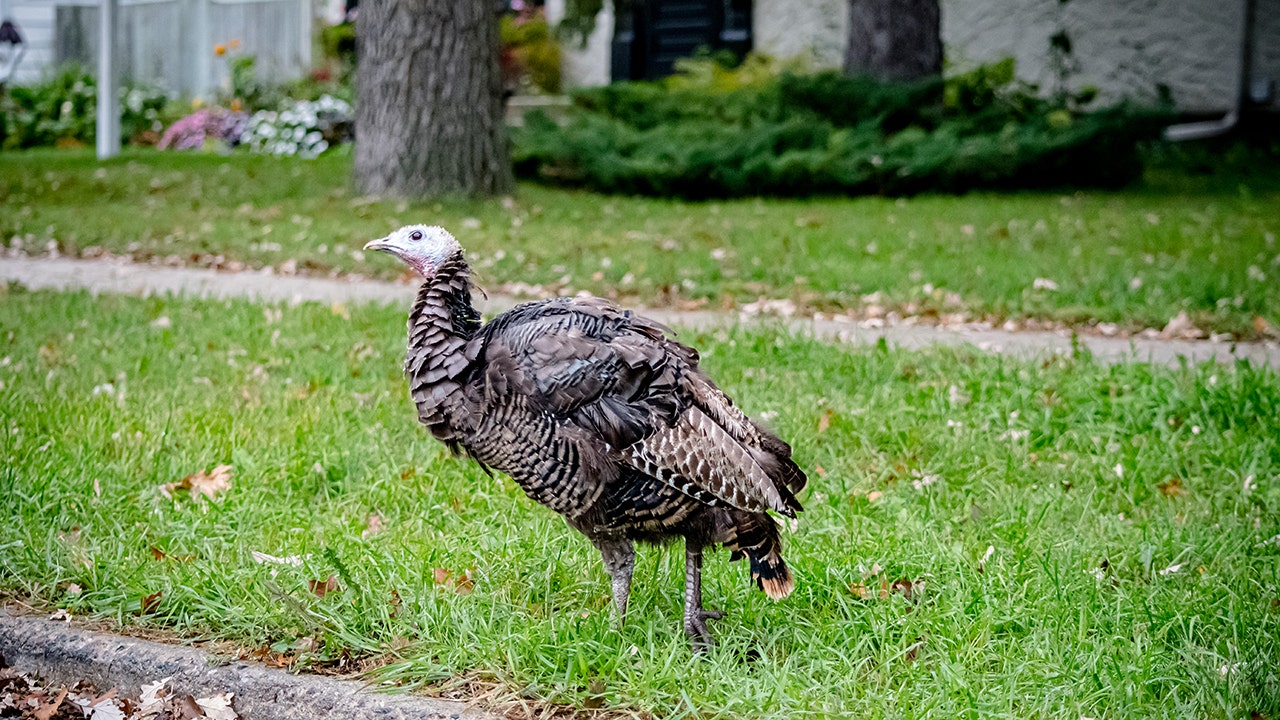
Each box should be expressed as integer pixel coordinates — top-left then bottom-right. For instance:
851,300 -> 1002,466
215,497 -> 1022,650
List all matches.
843,0 -> 942,82
355,0 -> 514,198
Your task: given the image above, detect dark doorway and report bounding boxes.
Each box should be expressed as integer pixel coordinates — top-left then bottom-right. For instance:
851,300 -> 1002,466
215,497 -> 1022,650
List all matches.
611,0 -> 751,82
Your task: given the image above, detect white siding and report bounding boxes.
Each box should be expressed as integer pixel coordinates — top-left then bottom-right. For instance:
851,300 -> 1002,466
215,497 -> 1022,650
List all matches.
6,0 -> 311,95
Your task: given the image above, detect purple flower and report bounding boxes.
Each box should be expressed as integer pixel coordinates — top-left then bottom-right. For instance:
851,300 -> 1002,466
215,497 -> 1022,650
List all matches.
158,109 -> 250,151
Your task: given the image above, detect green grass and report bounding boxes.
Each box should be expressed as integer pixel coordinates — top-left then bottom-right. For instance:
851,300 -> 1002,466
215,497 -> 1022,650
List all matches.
2,148 -> 1278,338
1,285 -> 1278,718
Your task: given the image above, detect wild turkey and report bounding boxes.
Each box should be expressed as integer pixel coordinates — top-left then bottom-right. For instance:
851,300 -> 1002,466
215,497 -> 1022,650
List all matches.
365,225 -> 806,648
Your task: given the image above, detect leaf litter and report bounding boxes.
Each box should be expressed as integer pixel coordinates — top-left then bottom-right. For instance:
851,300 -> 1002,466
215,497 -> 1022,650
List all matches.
159,465 -> 232,504
0,663 -> 240,719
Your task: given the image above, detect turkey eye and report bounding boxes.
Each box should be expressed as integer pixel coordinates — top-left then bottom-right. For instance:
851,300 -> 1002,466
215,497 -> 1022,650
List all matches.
410,230 -> 423,241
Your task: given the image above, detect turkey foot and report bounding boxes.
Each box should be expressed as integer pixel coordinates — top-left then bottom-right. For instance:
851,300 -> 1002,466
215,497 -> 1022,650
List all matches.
683,541 -> 722,651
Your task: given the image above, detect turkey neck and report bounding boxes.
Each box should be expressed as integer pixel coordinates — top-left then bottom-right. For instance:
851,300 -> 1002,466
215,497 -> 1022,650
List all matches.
407,254 -> 482,350
404,254 -> 483,440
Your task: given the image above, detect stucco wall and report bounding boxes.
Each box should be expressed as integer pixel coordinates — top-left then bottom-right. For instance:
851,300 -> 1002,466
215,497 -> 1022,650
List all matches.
941,0 -> 1255,113
752,0 -> 847,70
545,0 -> 614,88
750,0 -> 1277,113
495,0 -> 1280,115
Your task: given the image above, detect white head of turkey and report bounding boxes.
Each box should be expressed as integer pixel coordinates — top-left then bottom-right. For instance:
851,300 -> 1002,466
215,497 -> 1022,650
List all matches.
363,224 -> 462,278
366,224 -> 806,652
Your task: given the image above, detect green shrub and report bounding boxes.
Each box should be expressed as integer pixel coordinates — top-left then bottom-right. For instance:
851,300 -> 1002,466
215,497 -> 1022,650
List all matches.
1,65 -> 170,150
512,57 -> 1171,198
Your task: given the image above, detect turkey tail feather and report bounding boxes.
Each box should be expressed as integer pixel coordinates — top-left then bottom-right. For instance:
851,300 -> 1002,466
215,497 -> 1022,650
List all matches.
721,509 -> 795,600
749,545 -> 794,600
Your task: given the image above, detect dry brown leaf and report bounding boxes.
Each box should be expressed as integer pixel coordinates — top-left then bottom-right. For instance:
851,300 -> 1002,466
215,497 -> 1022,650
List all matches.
31,687 -> 66,720
308,575 -> 339,598
1157,477 -> 1187,497
848,583 -> 870,599
454,568 -> 475,594
149,546 -> 195,562
161,464 -> 232,503
177,695 -> 204,719
865,490 -> 883,503
140,591 -> 162,615
195,692 -> 238,720
88,687 -> 118,708
890,578 -> 920,601
433,567 -> 475,594
817,408 -> 833,433
814,464 -> 827,477
362,514 -> 385,539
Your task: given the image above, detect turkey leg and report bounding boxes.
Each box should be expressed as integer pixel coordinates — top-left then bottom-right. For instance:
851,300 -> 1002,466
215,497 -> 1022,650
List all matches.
683,540 -> 724,650
597,538 -> 635,625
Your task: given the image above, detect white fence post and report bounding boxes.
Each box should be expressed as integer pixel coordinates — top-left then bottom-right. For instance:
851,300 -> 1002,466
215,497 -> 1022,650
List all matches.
95,0 -> 120,159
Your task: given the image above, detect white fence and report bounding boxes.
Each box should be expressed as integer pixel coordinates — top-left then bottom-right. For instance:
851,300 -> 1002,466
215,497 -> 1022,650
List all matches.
4,0 -> 311,97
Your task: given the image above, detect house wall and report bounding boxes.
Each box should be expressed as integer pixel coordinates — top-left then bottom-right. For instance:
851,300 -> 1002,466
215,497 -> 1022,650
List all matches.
752,0 -> 845,70
5,0 -> 57,85
754,0 -> 1279,114
545,0 -> 614,88
3,0 -> 312,96
557,0 -> 1279,114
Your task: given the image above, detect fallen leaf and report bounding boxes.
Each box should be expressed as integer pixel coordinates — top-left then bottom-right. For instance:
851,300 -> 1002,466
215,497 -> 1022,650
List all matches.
150,546 -> 196,562
817,408 -> 833,433
1159,562 -> 1183,576
362,514 -> 385,539
137,678 -> 170,717
848,583 -> 870,599
194,692 -> 238,720
308,575 -> 339,598
433,567 -> 475,594
140,591 -> 162,615
865,491 -> 883,503
31,687 -> 66,720
177,694 -> 204,719
1157,477 -> 1187,497
161,464 -> 232,503
90,701 -> 126,720
49,609 -> 71,622
455,567 -> 475,594
87,688 -> 117,708
890,578 -> 921,601
814,464 -> 827,477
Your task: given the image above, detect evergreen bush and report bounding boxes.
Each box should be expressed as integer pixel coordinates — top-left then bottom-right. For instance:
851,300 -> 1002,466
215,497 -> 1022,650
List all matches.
512,57 -> 1170,198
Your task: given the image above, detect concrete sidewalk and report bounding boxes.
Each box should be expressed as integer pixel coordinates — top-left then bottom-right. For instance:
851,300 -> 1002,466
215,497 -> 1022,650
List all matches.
0,609 -> 491,720
2,255 -> 1277,368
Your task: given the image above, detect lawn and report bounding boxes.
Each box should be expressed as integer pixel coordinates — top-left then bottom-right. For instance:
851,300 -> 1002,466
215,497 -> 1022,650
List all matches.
1,285 -> 1278,718
2,149 -> 1278,338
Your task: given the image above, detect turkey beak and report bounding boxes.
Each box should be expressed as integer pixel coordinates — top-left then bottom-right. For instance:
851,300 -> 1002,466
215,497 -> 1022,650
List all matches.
363,237 -> 392,253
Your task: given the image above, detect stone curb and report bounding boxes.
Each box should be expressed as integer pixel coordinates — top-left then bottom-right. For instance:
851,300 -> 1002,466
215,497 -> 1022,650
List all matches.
2,255 -> 1277,369
0,610 -> 493,720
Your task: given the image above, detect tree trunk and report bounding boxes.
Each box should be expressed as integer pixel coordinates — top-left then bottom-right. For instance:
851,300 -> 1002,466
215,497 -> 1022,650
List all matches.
354,0 -> 514,198
843,0 -> 942,82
